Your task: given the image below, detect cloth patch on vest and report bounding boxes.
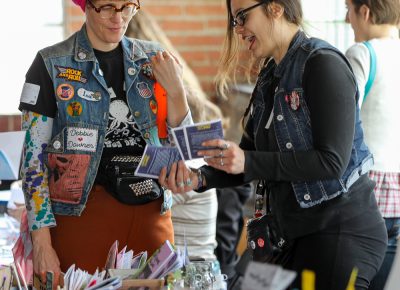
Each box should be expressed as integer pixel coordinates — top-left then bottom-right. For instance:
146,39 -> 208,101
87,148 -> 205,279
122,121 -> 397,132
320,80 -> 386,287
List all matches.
66,127 -> 97,152
77,88 -> 101,101
55,65 -> 87,83
67,101 -> 83,117
20,83 -> 40,105
56,83 -> 75,101
136,82 -> 152,98
48,153 -> 91,204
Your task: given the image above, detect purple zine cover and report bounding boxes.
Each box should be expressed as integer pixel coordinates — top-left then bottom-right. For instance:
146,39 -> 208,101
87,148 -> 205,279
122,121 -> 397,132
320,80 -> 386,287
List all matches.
172,127 -> 190,160
184,119 -> 224,159
138,240 -> 176,279
135,145 -> 182,179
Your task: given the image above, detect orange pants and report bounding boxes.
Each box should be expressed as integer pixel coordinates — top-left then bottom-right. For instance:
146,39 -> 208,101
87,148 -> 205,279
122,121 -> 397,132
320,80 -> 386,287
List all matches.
50,184 -> 173,273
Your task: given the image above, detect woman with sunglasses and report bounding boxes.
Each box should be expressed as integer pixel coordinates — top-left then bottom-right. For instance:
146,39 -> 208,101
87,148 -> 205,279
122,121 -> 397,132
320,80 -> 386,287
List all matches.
18,0 -> 190,286
160,0 -> 387,288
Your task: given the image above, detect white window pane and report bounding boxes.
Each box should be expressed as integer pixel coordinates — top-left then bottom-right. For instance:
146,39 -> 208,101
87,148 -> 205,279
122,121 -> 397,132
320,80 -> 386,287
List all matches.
0,0 -> 63,115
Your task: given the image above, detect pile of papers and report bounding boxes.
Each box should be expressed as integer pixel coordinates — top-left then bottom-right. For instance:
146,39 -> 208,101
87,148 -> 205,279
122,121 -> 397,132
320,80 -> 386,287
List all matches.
135,119 -> 223,178
106,240 -> 187,281
62,265 -> 121,290
138,240 -> 187,279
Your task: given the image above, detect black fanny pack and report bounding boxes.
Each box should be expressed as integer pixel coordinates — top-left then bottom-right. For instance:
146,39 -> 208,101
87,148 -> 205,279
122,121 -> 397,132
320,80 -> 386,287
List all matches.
98,155 -> 163,205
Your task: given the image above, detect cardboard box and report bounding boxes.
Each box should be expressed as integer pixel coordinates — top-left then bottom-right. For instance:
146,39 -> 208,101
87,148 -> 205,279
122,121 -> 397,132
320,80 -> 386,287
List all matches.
120,279 -> 164,290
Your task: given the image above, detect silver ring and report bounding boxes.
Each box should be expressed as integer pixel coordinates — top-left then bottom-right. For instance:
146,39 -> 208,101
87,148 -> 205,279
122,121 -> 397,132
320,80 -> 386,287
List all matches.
220,158 -> 224,166
218,150 -> 224,157
222,143 -> 230,150
177,181 -> 184,187
184,179 -> 192,186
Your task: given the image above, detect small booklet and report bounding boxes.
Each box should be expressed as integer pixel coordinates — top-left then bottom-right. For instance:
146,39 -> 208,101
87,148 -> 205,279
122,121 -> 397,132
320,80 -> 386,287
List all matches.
135,119 -> 224,178
135,146 -> 182,179
183,119 -> 224,160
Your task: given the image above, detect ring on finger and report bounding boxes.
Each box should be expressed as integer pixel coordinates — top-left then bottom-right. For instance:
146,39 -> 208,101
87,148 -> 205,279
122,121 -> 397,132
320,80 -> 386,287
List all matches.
222,142 -> 230,150
218,150 -> 224,157
177,181 -> 184,187
220,158 -> 224,166
184,178 -> 192,186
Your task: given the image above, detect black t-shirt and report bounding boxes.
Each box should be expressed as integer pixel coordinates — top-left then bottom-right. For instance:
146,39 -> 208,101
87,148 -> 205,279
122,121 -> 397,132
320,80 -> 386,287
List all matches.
18,45 -> 146,175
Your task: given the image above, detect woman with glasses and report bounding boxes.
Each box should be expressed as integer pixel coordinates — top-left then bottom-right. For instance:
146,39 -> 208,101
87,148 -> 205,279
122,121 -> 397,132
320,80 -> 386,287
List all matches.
160,0 -> 387,288
18,0 -> 190,286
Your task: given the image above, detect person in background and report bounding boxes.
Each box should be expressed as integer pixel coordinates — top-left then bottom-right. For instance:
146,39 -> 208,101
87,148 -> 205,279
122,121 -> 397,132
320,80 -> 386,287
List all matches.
126,10 -> 221,261
345,0 -> 400,288
18,0 -> 190,286
214,184 -> 252,287
160,0 -> 388,289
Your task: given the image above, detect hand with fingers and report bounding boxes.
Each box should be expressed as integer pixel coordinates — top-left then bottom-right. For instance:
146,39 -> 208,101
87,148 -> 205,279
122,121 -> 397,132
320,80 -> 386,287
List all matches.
198,139 -> 245,174
31,228 -> 61,289
151,50 -> 185,101
158,160 -> 198,194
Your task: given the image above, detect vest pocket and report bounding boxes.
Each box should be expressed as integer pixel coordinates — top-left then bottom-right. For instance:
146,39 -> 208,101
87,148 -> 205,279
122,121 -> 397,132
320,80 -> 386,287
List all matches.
47,153 -> 91,204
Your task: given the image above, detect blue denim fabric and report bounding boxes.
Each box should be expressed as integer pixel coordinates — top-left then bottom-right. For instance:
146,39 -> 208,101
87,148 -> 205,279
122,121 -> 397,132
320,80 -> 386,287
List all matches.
369,217 -> 400,290
251,31 -> 373,208
40,25 -> 172,216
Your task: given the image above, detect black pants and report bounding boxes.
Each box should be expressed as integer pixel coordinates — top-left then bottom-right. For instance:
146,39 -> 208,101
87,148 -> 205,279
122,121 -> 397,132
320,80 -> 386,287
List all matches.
282,208 -> 387,290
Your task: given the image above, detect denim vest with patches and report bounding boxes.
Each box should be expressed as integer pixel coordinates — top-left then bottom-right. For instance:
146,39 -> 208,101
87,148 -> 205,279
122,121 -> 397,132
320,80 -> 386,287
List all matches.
40,25 -> 170,216
251,32 -> 373,208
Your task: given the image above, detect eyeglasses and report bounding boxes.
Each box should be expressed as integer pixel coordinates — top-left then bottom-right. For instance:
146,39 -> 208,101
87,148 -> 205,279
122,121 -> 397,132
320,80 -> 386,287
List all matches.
87,0 -> 140,19
231,1 -> 267,28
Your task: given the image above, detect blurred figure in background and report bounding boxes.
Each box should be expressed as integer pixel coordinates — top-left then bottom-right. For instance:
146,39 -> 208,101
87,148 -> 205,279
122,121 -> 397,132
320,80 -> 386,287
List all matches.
345,0 -> 400,288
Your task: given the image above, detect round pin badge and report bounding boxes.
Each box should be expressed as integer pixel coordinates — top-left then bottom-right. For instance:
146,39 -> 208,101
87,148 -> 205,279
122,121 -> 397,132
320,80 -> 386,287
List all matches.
53,140 -> 62,150
149,99 -> 158,114
56,83 -> 75,101
67,101 -> 83,117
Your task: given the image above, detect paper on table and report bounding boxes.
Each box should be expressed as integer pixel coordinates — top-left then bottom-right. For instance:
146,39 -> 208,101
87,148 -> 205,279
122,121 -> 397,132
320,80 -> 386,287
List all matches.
0,131 -> 25,180
241,261 -> 296,290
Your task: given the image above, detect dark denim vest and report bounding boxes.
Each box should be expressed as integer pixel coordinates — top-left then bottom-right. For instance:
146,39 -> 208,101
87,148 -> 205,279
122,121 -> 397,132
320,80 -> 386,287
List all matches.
39,25 -> 169,215
251,31 -> 373,208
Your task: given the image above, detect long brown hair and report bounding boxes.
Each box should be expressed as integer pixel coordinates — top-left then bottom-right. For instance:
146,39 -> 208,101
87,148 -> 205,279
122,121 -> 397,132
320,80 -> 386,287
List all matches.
215,0 -> 303,133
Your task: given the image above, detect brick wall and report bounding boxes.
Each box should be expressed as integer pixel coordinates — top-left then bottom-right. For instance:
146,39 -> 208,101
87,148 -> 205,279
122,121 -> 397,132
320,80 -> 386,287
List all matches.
64,0 -> 228,100
0,115 -> 21,132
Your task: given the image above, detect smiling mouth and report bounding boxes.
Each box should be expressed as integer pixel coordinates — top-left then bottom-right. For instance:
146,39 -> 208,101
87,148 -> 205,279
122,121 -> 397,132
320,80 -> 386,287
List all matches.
245,36 -> 256,50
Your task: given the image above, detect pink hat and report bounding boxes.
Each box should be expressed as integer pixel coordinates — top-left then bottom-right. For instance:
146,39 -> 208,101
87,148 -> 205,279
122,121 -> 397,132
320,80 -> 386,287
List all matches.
72,0 -> 86,11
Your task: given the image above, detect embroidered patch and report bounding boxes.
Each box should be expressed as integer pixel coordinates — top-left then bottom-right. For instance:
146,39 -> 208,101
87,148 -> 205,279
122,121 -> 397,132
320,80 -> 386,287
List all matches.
20,83 -> 40,105
141,63 -> 154,79
77,88 -> 101,101
66,127 -> 97,152
136,82 -> 152,98
285,91 -> 300,111
55,66 -> 87,83
149,99 -> 158,114
56,83 -> 75,101
67,101 -> 83,117
48,153 -> 91,204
